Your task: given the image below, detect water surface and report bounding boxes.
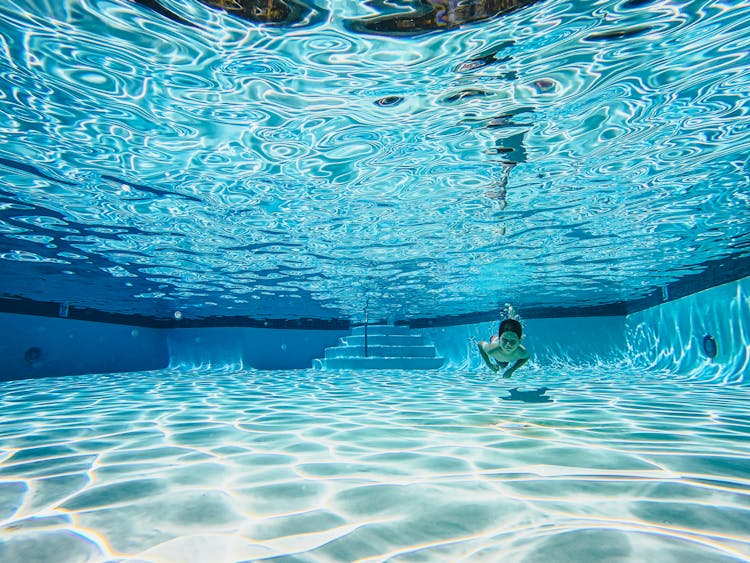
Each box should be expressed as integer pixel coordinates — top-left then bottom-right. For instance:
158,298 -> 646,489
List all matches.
1,1 -> 749,320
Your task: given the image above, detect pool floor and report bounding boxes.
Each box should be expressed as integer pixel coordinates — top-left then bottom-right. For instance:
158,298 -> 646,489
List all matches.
1,367 -> 749,562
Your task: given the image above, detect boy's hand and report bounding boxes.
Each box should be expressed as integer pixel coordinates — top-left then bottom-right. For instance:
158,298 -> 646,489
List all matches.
502,369 -> 513,378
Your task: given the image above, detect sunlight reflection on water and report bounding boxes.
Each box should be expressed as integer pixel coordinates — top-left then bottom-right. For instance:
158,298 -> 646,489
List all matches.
0,1 -> 748,320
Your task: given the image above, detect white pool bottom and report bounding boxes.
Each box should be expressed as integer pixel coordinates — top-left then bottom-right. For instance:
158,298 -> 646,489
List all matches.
1,367 -> 749,562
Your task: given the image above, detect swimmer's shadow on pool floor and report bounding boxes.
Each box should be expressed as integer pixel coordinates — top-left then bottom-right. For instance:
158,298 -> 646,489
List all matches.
501,387 -> 553,403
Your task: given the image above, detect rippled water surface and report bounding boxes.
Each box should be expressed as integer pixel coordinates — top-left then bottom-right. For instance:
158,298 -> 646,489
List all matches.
1,367 -> 749,562
1,0 -> 749,320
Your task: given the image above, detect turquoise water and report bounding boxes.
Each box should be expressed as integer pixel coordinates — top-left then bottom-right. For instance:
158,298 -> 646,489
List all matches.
1,366 -> 749,562
1,2 -> 750,559
1,0 -> 749,322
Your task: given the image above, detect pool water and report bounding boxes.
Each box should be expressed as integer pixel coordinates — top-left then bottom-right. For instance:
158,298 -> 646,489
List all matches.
2,366 -> 749,562
2,1 -> 749,559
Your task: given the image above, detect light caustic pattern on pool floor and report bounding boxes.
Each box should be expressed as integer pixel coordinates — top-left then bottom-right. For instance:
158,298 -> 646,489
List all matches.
1,368 -> 750,562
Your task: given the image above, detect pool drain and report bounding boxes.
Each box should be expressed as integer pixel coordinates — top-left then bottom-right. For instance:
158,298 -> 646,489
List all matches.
24,346 -> 42,364
702,334 -> 718,359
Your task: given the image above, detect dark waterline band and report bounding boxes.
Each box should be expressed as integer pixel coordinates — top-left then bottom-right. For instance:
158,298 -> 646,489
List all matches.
1,253 -> 748,329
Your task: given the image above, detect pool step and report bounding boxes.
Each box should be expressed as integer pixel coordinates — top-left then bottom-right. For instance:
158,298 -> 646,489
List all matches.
319,357 -> 445,370
341,334 -> 425,347
325,345 -> 436,359
314,324 -> 444,370
349,324 -> 411,336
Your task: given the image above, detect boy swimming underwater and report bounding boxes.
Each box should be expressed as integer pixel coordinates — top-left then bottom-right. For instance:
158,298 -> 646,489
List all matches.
477,318 -> 530,378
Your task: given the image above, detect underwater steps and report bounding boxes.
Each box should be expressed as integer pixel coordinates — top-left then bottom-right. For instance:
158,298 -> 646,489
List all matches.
314,324 -> 445,370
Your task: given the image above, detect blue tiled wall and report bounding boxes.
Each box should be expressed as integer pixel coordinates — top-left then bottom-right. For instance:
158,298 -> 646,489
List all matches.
0,314 -> 346,380
166,327 -> 346,370
626,277 -> 749,383
424,276 -> 749,382
0,312 -> 168,381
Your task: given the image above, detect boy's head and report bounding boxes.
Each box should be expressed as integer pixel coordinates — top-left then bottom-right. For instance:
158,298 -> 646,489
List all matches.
498,318 -> 522,339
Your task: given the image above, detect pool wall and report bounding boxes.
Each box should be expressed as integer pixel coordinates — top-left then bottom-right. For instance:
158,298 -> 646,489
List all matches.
1,276 -> 747,381
425,276 -> 749,381
0,314 -> 346,380
625,276 -> 749,383
0,312 -> 168,381
165,327 -> 347,371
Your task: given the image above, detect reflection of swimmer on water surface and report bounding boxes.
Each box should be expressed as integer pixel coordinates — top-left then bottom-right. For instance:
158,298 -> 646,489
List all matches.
484,127 -> 525,208
483,108 -> 532,234
488,131 -> 528,166
484,165 -> 511,209
485,108 -> 532,168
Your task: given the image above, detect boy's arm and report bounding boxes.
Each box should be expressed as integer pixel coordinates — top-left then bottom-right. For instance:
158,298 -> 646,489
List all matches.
477,342 -> 499,372
502,357 -> 528,378
484,337 -> 502,353
502,348 -> 530,379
